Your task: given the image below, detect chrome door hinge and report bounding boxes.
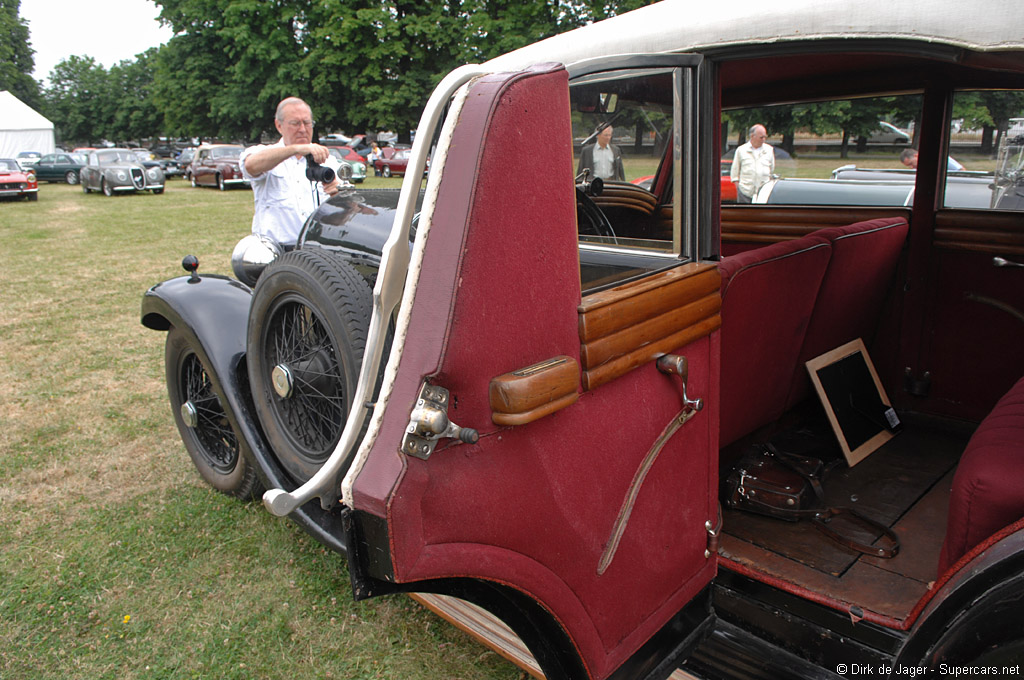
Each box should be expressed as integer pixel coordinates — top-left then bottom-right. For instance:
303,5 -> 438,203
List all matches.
402,383 -> 479,460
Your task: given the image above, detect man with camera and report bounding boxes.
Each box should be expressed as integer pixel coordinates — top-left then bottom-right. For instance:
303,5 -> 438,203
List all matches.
240,97 -> 342,249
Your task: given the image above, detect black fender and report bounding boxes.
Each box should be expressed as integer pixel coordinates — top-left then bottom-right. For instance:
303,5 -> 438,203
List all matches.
898,526 -> 1024,667
141,273 -> 349,554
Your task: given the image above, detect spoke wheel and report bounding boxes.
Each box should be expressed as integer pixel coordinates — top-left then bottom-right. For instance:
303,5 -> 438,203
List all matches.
381,165 -> 392,178
248,249 -> 371,485
165,327 -> 262,498
65,170 -> 79,185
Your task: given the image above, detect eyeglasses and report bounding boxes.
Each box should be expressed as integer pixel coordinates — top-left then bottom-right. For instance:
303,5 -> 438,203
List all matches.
283,119 -> 315,129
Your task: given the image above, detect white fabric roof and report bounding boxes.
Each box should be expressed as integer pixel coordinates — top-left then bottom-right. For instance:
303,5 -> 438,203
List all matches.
485,0 -> 1024,72
0,91 -> 55,157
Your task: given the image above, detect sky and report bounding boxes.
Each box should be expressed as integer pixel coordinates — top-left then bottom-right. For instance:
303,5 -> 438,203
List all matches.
21,0 -> 174,84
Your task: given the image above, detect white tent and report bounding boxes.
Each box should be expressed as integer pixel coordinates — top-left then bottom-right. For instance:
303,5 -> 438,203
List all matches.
0,91 -> 55,158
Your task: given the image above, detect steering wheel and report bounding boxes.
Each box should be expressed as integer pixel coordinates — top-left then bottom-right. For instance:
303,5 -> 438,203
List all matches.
576,188 -> 618,242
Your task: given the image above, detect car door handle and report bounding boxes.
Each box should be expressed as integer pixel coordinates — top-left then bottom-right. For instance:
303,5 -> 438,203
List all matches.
656,354 -> 704,412
993,256 -> 1024,268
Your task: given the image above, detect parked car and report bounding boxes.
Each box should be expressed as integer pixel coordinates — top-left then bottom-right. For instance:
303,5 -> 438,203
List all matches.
33,152 -> 87,184
176,148 -> 197,180
142,2 -> 1024,679
868,121 -> 911,144
190,144 -> 249,190
373,147 -> 428,177
327,147 -> 366,183
0,158 -> 38,200
15,151 -> 41,171
80,148 -> 164,196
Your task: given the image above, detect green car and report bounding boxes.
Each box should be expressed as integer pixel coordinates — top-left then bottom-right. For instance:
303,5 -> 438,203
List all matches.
328,147 -> 367,183
33,152 -> 88,185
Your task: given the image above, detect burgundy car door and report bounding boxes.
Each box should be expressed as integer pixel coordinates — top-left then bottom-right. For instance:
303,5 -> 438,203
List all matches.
348,62 -> 719,680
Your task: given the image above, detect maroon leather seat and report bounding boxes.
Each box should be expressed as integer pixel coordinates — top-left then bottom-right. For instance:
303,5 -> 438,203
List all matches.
938,375 -> 1024,575
786,217 -> 909,408
718,233 -> 832,449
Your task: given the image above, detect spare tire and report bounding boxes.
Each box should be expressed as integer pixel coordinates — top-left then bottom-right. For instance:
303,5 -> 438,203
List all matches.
247,249 -> 372,485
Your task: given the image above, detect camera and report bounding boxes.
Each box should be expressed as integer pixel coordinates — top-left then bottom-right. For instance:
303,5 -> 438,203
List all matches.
305,154 -> 335,183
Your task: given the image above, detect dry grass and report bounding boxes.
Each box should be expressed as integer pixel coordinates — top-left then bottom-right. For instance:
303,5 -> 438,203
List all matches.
0,182 -> 523,680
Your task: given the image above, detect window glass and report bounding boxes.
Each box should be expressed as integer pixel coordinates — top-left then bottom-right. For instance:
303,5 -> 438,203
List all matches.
723,94 -> 923,206
945,90 -> 1024,210
570,69 -> 685,292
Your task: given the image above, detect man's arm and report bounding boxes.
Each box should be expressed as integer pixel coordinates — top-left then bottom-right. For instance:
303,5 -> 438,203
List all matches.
730,148 -> 742,184
244,142 -> 331,177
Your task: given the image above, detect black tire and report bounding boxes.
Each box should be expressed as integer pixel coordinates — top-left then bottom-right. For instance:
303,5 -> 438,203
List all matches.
217,174 -> 226,191
190,174 -> 197,187
381,165 -> 392,178
247,249 -> 372,485
27,193 -> 38,201
165,327 -> 263,499
102,179 -> 114,197
65,170 -> 79,185
153,188 -> 164,195
83,179 -> 90,193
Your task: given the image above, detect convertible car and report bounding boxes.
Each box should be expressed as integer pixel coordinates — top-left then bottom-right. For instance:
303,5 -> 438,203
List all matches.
81,148 -> 164,196
142,1 -> 1024,678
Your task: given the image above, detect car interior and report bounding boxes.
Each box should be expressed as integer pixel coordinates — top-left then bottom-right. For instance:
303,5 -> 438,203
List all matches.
569,47 -> 1024,630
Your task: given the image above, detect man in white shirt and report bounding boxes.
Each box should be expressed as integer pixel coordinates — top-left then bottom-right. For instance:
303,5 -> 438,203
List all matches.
730,124 -> 775,203
240,97 -> 341,248
577,125 -> 625,181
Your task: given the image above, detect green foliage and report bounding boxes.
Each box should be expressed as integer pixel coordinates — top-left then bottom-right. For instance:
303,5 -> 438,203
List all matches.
0,0 -> 40,108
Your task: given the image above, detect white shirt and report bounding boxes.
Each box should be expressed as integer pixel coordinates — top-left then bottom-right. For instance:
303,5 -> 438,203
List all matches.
592,144 -> 615,180
730,141 -> 775,199
240,140 -> 333,246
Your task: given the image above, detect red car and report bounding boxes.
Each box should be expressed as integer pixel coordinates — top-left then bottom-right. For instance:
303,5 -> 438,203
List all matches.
323,144 -> 366,162
633,160 -> 737,201
0,158 -> 38,201
374,147 -> 428,177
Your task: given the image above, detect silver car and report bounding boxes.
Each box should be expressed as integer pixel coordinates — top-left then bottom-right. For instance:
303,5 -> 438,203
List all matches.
81,148 -> 165,196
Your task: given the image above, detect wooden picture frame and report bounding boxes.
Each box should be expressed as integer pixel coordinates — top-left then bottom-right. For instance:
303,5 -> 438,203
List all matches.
806,338 -> 898,467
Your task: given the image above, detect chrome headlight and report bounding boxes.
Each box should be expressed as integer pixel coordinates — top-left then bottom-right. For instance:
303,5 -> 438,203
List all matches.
27,173 -> 36,182
147,168 -> 159,180
116,170 -> 127,181
231,234 -> 283,287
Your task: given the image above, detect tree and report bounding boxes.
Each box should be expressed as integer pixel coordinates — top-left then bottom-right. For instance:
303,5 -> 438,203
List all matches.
42,56 -> 111,145
0,0 -> 41,109
108,49 -> 162,143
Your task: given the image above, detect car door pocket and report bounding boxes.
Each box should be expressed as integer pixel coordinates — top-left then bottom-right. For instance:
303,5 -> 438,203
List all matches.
489,356 -> 580,426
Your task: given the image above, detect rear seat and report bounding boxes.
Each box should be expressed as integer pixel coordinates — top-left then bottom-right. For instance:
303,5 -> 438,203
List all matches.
785,217 -> 908,409
717,217 -> 908,450
718,233 -> 832,449
938,375 -> 1024,574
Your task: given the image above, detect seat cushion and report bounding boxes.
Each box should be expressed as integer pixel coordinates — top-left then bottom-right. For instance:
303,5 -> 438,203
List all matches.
938,375 -> 1024,574
718,234 -> 832,448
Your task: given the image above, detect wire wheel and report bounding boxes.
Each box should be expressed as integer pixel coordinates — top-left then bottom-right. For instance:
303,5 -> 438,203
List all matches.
248,249 -> 371,485
165,327 -> 262,498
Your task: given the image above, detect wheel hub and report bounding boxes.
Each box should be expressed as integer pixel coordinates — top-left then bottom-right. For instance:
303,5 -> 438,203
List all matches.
272,364 -> 294,398
181,400 -> 199,428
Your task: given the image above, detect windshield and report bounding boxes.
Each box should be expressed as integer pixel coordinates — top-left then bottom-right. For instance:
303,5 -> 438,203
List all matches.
211,146 -> 242,159
97,150 -> 138,164
0,159 -> 19,172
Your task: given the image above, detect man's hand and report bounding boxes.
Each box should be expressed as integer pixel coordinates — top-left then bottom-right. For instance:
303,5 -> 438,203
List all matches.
304,143 -> 330,164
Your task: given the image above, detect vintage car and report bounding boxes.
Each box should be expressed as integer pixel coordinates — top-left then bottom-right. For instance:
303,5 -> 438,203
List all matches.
0,158 -> 38,200
81,148 -> 165,196
373,147 -> 427,177
33,152 -> 87,184
142,1 -> 1024,679
327,147 -> 367,183
15,150 -> 41,171
189,144 -> 249,190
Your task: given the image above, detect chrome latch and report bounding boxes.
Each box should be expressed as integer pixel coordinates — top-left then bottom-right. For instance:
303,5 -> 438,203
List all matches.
656,355 -> 704,413
402,383 -> 479,460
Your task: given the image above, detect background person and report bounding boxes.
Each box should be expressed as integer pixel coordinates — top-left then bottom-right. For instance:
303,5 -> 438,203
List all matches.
899,148 -> 964,172
240,96 -> 341,249
730,124 -> 775,203
577,125 -> 625,181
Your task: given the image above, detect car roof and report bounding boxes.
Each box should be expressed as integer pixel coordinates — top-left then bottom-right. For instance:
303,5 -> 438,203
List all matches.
484,0 -> 1024,72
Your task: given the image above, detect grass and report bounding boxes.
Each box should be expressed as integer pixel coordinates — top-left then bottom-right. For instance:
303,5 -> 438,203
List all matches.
0,180 -> 524,680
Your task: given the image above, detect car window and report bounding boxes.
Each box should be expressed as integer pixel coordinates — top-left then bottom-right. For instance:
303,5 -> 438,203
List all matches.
40,155 -> 56,164
722,94 -> 923,206
570,66 -> 692,292
945,90 -> 1024,211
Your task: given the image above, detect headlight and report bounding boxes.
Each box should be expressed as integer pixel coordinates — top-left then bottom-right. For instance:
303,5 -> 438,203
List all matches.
27,173 -> 36,182
356,163 -> 365,172
116,170 -> 127,181
147,168 -> 159,180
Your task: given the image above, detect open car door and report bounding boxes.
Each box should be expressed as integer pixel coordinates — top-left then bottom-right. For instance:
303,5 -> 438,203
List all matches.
344,61 -> 719,680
